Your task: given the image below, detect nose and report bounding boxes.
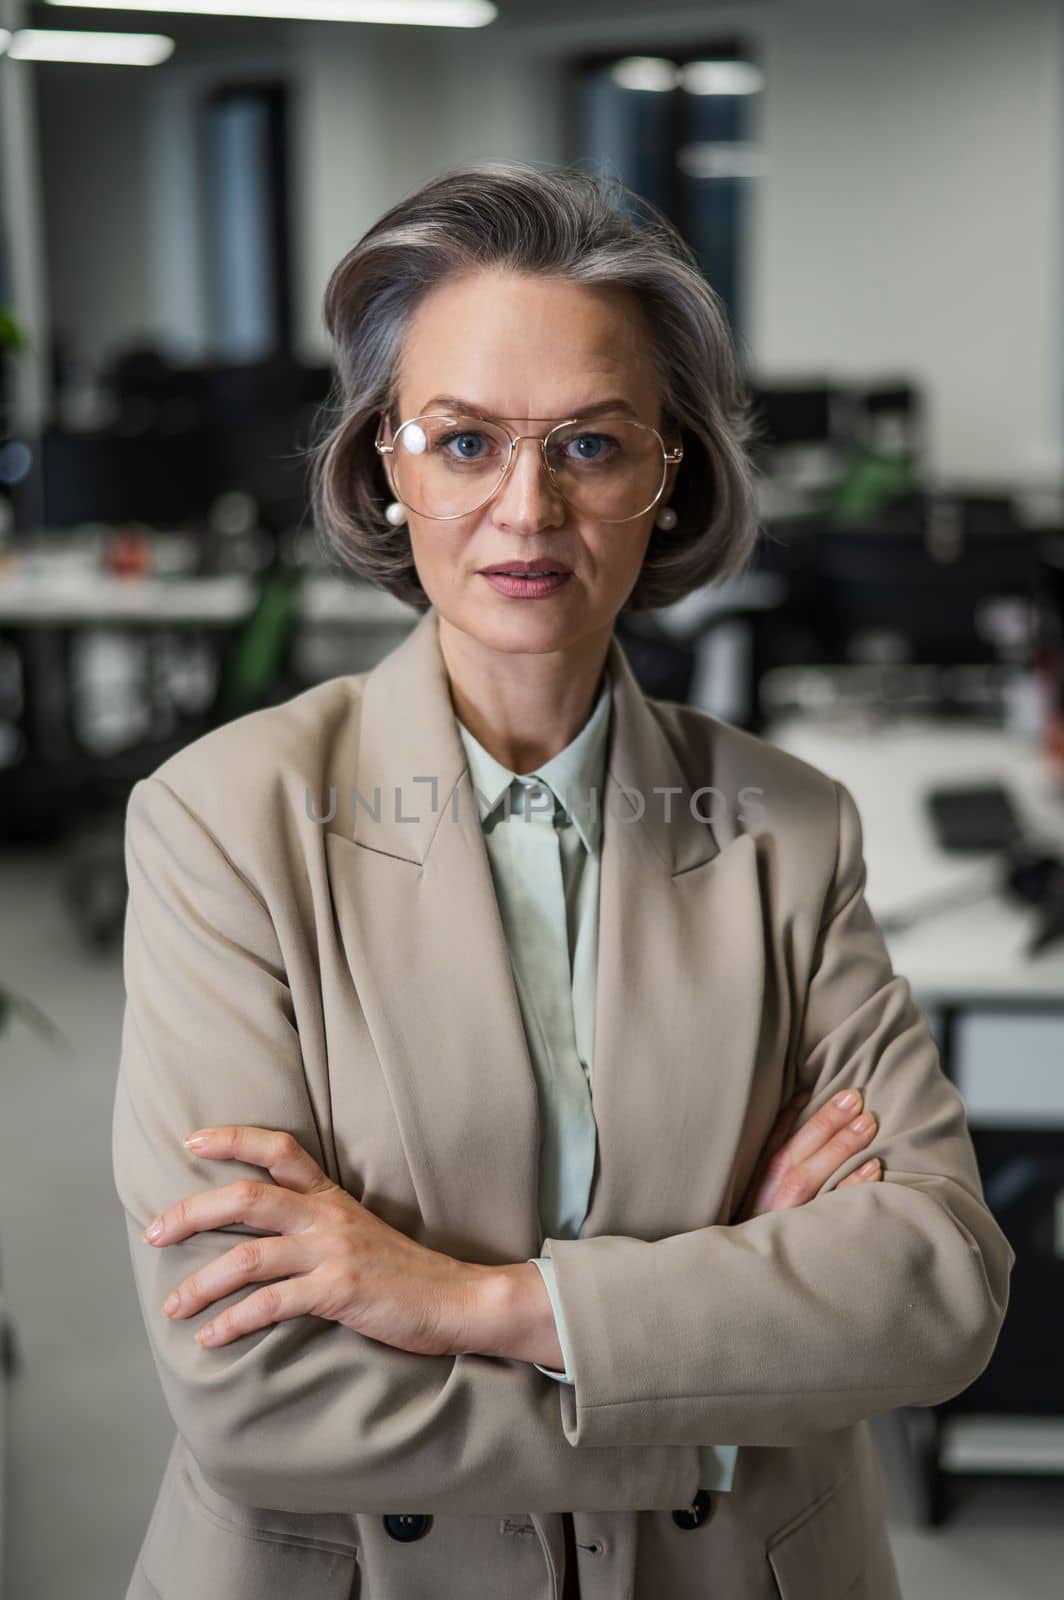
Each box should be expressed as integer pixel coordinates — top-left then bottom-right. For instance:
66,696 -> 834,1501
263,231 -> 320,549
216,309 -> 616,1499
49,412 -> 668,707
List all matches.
490,435 -> 565,533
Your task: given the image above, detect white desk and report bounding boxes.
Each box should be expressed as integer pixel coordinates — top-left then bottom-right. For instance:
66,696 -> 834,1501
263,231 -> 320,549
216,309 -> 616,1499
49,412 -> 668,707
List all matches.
767,714 -> 1064,1003
0,568 -> 416,629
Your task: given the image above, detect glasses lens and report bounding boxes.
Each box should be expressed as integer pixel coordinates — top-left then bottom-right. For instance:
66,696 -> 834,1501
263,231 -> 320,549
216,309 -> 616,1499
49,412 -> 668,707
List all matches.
545,419 -> 666,521
390,414 -> 668,521
392,415 -> 511,519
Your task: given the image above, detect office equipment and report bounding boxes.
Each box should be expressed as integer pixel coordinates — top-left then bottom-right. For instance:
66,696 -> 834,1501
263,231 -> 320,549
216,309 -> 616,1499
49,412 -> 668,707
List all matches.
768,712 -> 1064,1523
812,522 -> 1039,666
40,424 -> 220,529
747,382 -> 833,453
752,510 -> 1043,716
926,781 -> 1025,852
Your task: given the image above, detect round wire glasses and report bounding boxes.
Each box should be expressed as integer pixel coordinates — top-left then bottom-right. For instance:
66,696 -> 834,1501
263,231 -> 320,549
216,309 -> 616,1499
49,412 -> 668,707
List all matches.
374,411 -> 683,524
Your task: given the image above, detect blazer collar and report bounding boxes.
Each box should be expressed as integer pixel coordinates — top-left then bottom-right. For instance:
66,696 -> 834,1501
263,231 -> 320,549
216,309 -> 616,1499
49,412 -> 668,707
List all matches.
347,605 -> 722,875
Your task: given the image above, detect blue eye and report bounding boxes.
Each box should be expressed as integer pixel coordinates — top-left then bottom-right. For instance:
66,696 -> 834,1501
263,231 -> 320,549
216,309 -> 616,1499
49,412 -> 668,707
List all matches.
563,433 -> 616,463
440,430 -> 487,460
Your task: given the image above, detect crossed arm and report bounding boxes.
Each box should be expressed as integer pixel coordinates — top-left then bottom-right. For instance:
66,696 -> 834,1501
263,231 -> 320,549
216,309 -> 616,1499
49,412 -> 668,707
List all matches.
115,772 -> 1014,1513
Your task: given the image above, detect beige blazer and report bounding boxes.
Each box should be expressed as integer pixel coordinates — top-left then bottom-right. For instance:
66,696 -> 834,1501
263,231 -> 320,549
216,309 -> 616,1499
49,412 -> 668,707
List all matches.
113,603 -> 1013,1600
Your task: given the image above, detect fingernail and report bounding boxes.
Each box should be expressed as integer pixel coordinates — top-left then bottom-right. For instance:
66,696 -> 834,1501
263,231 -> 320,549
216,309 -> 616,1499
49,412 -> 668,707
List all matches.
850,1113 -> 872,1133
858,1159 -> 880,1176
197,1323 -> 216,1344
162,1292 -> 179,1315
836,1090 -> 860,1110
184,1133 -> 209,1149
144,1217 -> 163,1241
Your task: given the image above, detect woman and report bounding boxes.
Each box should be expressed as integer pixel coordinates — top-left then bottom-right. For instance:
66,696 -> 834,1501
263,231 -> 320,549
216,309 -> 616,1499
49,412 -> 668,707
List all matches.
113,163 -> 1012,1600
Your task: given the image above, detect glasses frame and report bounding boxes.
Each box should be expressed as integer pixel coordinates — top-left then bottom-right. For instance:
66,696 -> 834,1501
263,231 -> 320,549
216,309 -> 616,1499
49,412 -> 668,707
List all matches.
374,410 -> 683,524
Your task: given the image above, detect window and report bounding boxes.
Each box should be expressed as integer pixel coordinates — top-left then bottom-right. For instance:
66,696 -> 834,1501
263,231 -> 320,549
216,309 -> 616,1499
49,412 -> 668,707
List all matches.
201,82 -> 292,362
570,43 -> 763,349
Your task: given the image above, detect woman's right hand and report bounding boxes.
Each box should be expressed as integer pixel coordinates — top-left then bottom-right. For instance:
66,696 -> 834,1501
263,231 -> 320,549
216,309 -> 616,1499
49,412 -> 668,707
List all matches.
734,1088 -> 881,1223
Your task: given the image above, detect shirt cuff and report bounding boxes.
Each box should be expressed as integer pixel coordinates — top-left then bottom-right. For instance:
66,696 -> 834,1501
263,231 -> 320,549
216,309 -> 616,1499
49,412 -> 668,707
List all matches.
697,1443 -> 739,1493
528,1256 -> 577,1384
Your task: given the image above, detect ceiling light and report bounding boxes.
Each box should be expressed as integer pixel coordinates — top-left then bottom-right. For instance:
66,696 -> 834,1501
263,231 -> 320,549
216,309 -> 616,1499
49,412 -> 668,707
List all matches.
7,29 -> 174,64
609,56 -> 680,94
681,60 -> 764,96
676,142 -> 765,180
44,0 -> 497,26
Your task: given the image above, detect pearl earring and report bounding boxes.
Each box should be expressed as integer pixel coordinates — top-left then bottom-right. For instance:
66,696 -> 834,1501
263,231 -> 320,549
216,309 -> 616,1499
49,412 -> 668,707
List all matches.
654,505 -> 678,531
385,500 -> 407,527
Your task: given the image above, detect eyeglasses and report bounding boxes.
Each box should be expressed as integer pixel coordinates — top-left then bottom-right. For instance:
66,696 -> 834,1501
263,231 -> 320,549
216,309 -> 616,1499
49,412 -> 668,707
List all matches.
374,411 -> 683,523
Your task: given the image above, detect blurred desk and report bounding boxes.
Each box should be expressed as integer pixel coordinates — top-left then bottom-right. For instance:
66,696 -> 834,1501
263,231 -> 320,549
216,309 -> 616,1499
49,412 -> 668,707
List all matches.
0,570 -> 255,627
0,568 -> 416,768
0,568 -> 414,628
767,715 -> 1064,1002
768,712 -> 1064,1521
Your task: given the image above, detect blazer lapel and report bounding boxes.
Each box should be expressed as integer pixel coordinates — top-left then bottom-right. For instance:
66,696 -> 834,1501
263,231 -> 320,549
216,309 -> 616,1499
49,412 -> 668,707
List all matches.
324,607 -> 544,1263
579,643 -> 766,1238
325,606 -> 765,1265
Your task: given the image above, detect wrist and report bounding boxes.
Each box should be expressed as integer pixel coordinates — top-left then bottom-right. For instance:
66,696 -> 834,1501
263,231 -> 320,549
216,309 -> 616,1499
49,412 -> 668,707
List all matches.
459,1261 -> 565,1368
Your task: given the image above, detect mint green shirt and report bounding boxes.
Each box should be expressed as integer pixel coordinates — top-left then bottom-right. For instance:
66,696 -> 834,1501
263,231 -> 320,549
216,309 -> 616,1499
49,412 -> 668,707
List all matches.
455,667 -> 737,1495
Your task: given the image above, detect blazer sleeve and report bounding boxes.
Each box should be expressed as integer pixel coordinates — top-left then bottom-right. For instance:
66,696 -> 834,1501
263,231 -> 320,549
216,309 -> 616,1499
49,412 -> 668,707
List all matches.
530,1258 -> 739,1492
539,777 -> 1016,1450
113,774 -> 702,1516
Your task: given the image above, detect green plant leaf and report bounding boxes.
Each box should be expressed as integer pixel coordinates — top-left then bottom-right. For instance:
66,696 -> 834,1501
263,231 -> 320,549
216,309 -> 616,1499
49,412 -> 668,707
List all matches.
0,306 -> 28,353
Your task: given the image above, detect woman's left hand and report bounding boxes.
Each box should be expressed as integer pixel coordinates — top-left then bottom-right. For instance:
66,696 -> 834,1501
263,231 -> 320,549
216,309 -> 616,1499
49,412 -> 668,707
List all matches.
143,1125 -> 479,1355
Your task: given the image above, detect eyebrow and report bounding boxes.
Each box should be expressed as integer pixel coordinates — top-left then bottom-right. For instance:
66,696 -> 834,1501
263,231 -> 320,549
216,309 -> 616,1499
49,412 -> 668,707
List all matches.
417,394 -> 641,422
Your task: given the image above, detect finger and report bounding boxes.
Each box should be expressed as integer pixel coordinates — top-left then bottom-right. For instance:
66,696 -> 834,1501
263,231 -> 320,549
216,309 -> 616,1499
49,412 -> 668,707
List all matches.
181,1126 -> 336,1198
768,1112 -> 879,1210
838,1159 -> 883,1188
758,1092 -> 813,1164
145,1176 -> 317,1246
195,1275 -> 320,1348
732,1094 -> 812,1222
769,1087 -> 867,1176
162,1234 -> 313,1321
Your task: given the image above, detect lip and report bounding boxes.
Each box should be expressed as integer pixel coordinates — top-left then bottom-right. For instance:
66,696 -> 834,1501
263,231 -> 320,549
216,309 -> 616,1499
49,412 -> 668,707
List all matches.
478,560 -> 572,575
480,570 -> 573,599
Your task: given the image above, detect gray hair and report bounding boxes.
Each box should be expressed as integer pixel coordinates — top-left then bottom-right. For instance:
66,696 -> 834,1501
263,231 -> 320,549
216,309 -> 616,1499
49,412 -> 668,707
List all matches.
306,159 -> 761,612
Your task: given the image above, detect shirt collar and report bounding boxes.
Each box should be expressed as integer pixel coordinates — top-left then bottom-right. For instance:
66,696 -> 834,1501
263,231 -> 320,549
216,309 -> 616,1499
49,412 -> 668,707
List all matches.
455,669 -> 611,857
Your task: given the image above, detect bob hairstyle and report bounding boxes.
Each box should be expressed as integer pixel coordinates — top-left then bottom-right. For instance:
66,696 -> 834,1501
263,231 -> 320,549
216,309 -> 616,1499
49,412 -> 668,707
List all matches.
307,159 -> 762,613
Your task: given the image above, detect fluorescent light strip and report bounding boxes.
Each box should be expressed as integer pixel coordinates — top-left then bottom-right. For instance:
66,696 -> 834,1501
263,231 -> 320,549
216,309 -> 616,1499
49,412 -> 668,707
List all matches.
44,0 -> 497,26
7,29 -> 175,64
610,56 -> 679,94
676,141 -> 765,180
681,60 -> 764,96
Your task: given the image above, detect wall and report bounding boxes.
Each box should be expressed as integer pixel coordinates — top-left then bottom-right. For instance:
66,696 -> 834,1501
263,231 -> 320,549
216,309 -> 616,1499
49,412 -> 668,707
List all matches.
748,0 -> 1064,485
25,0 -> 1064,484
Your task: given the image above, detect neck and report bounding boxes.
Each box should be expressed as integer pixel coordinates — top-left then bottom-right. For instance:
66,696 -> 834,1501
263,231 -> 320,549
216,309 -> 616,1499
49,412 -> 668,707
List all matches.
436,612 -> 611,774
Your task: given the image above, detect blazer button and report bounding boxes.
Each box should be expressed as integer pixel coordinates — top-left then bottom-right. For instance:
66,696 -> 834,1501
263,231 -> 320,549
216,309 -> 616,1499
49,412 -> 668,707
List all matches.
383,1513 -> 433,1542
672,1490 -> 713,1531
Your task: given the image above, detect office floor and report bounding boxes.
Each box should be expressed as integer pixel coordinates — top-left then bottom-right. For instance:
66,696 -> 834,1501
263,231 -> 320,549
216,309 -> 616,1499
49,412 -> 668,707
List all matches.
1,845 -> 1061,1599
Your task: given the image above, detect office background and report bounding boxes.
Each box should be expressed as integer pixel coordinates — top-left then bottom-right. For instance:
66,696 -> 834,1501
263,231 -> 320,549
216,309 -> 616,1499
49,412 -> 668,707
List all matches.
1,0 -> 1064,1595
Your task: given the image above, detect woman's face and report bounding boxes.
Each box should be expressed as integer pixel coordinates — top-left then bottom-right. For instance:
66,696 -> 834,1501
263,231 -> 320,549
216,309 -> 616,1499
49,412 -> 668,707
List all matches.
379,268 -> 679,659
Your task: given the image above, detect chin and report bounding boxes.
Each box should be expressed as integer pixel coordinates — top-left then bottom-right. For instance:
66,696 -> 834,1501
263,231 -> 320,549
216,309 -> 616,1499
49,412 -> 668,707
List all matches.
460,599 -> 587,655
